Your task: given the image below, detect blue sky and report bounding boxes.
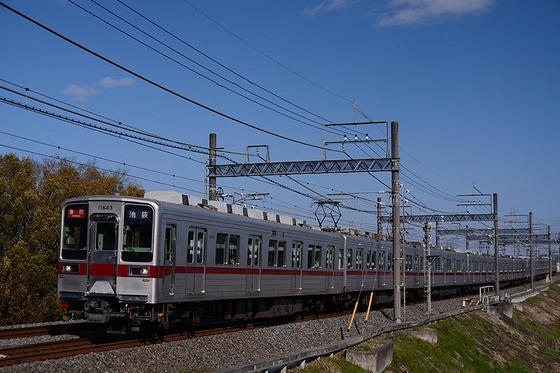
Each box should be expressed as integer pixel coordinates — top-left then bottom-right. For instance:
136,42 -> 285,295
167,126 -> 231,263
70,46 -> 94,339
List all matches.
1,0 -> 559,250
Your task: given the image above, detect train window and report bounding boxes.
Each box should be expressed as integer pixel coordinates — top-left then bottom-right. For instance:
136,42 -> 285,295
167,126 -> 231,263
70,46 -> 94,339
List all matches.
356,249 -> 363,270
268,240 -> 287,267
292,241 -> 302,268
216,233 -> 227,264
122,204 -> 153,262
164,225 -> 176,262
337,249 -> 344,270
388,253 -> 393,271
187,228 -> 206,264
414,256 -> 418,272
371,251 -> 377,269
326,245 -> 335,270
196,231 -> 205,264
347,249 -> 353,269
379,252 -> 384,271
215,233 -> 238,265
228,235 -> 239,264
268,240 -> 277,267
62,204 -> 88,259
247,235 -> 261,266
447,259 -> 451,272
95,222 -> 116,251
307,245 -> 322,269
187,231 -> 194,263
366,251 -> 372,270
277,241 -> 286,267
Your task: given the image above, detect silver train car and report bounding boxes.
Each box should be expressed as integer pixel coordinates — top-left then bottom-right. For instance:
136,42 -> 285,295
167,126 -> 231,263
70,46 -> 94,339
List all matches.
58,191 -> 555,329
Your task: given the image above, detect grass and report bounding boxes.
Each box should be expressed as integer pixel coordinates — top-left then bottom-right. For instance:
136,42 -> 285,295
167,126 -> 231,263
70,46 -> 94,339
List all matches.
298,283 -> 560,373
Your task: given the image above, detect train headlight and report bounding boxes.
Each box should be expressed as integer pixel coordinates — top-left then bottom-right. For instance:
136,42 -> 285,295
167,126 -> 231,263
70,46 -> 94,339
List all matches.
61,263 -> 79,274
129,266 -> 150,276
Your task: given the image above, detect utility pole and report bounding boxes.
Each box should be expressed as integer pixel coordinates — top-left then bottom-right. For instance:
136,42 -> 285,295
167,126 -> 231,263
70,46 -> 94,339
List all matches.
435,220 -> 440,247
465,225 -> 470,283
530,212 -> 534,289
424,222 -> 432,314
401,185 -> 407,316
549,225 -> 552,282
208,133 -> 217,201
377,197 -> 382,237
494,193 -> 499,294
391,121 -> 401,323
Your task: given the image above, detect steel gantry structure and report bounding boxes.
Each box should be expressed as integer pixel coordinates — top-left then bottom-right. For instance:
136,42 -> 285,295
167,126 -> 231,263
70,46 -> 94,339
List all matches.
210,158 -> 395,177
207,121 -> 406,322
378,194 -> 501,297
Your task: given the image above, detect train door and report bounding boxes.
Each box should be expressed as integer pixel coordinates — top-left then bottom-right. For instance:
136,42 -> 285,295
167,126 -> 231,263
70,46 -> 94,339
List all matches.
326,245 -> 335,290
291,241 -> 303,291
87,214 -> 118,295
186,227 -> 206,294
246,235 -> 262,292
379,251 -> 385,287
337,248 -> 345,290
163,224 -> 176,296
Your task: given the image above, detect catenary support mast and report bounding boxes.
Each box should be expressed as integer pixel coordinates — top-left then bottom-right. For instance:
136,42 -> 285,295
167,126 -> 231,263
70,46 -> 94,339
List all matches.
391,121 -> 401,323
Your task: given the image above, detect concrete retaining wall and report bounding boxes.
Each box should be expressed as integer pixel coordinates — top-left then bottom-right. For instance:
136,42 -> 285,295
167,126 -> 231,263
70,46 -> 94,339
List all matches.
346,343 -> 393,373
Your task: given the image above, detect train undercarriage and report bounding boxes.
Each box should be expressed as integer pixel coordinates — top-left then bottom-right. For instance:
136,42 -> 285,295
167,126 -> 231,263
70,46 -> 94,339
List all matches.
62,274 -> 550,333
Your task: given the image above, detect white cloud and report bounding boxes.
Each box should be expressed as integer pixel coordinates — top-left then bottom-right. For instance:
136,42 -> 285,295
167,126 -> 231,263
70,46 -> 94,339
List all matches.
99,76 -> 134,88
378,0 -> 493,26
62,85 -> 100,101
304,0 -> 356,16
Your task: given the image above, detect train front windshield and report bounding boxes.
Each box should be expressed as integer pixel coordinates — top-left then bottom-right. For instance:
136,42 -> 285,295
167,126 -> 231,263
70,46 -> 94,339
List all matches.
62,204 -> 88,260
122,204 -> 153,262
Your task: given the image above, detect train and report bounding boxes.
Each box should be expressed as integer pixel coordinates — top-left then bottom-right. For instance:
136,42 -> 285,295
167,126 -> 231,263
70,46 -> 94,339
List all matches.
57,191 -> 556,330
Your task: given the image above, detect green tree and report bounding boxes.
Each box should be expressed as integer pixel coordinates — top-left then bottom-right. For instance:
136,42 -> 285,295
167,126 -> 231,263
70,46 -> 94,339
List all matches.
0,154 -> 143,325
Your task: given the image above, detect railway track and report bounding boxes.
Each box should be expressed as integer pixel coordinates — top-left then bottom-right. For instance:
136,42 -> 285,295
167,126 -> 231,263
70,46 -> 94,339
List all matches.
0,312 -> 349,367
0,280 -> 538,368
0,322 -> 98,340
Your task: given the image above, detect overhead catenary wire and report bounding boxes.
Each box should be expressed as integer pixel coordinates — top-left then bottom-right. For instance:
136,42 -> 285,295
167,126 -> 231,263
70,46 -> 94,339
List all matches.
0,142 -> 203,195
5,3 -> 464,210
179,0 -> 353,105
171,0 -> 466,207
1,92 -> 376,219
0,95 -> 210,157
0,96 -> 206,165
69,0 -> 344,136
362,140 -> 463,203
0,77 -> 158,135
2,2 -> 475,221
0,130 -> 258,194
0,83 -> 244,156
114,0 -> 336,126
0,1 -> 343,153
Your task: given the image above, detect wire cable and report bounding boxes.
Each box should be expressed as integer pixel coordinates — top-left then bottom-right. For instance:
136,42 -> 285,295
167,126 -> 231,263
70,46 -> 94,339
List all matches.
0,129 -> 261,194
0,142 -> 203,195
0,83 -> 243,156
0,1 -> 343,153
0,95 -> 209,156
71,0 -> 340,135
115,0 -> 336,126
180,0 -> 353,104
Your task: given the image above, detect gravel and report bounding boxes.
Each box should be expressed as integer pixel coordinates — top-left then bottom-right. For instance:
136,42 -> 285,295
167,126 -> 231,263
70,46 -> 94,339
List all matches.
0,334 -> 80,349
1,276 -> 556,373
0,319 -> 86,331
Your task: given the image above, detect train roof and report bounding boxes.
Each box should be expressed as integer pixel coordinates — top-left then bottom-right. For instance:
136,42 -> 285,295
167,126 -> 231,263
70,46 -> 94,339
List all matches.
63,192 -> 516,259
